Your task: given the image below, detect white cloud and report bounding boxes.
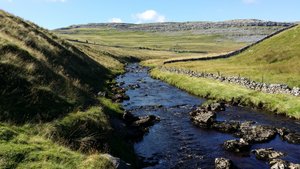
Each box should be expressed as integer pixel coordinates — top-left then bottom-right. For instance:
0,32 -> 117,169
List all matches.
242,0 -> 257,4
109,18 -> 123,23
133,10 -> 166,23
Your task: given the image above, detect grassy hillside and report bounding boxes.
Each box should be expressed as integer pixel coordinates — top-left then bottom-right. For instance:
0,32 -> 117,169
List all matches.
0,10 -> 135,168
0,10 -> 121,122
55,28 -> 247,54
164,25 -> 300,87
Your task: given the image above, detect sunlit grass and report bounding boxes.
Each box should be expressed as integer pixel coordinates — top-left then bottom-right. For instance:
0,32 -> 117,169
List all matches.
151,68 -> 300,118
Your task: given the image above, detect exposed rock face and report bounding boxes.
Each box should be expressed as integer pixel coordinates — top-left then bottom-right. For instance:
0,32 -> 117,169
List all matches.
215,158 -> 235,169
190,110 -> 216,128
223,139 -> 250,153
252,148 -> 285,161
160,67 -> 300,97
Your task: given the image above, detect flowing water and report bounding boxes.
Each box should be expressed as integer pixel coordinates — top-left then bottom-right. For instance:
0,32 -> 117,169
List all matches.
116,63 -> 300,169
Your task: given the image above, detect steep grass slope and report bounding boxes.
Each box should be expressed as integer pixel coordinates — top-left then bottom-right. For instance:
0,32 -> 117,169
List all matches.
165,24 -> 300,87
0,10 -> 114,122
0,10 -> 135,168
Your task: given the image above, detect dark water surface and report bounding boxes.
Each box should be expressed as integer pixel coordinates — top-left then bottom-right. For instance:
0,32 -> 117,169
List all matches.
116,63 -> 300,169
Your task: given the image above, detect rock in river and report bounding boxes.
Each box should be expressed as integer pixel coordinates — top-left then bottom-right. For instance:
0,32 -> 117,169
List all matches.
276,127 -> 300,144
283,132 -> 300,144
190,110 -> 216,128
252,148 -> 285,161
269,159 -> 300,169
215,158 -> 235,169
236,122 -> 277,143
132,115 -> 160,128
212,121 -> 240,133
223,139 -> 251,153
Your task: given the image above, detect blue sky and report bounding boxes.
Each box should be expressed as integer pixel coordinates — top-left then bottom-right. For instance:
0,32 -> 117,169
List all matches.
0,0 -> 299,29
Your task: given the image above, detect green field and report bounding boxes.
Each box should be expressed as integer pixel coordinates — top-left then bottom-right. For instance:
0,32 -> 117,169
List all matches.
162,25 -> 300,87
56,28 -> 247,53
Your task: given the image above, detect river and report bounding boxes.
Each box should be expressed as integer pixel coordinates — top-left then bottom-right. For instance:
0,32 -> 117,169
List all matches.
116,63 -> 300,169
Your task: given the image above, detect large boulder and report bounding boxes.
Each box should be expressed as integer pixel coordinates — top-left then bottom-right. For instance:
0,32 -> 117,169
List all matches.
252,148 -> 285,161
223,139 -> 251,153
236,122 -> 276,143
215,158 -> 235,169
190,111 -> 216,128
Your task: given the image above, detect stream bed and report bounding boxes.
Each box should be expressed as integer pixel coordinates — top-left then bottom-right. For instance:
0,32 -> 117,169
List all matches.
116,63 -> 300,169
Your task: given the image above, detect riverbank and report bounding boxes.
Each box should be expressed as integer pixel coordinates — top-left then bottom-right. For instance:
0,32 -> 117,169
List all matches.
149,68 -> 300,119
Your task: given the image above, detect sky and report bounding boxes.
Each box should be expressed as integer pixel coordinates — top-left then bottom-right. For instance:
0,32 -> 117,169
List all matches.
0,0 -> 299,29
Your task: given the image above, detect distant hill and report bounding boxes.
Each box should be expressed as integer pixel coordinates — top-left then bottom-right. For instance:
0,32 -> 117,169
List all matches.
56,19 -> 294,43
0,10 -> 112,122
57,19 -> 293,32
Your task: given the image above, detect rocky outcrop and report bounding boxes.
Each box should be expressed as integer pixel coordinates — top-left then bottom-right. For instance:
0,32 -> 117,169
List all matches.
223,139 -> 251,153
215,158 -> 235,169
160,67 -> 300,97
252,148 -> 285,161
59,20 -> 293,34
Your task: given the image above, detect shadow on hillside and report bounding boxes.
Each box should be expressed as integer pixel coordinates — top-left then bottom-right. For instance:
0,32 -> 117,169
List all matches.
0,43 -> 112,123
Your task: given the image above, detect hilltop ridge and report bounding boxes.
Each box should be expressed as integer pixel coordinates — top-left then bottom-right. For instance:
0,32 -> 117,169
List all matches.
57,19 -> 293,32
